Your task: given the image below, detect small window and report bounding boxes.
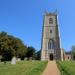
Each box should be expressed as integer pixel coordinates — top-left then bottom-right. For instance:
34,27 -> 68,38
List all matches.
49,18 -> 53,24
50,30 -> 52,33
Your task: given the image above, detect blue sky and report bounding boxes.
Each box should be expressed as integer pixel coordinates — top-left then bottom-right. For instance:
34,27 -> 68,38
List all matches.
0,0 -> 75,51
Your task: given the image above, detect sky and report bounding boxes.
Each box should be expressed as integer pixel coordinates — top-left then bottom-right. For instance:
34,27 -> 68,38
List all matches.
0,0 -> 75,51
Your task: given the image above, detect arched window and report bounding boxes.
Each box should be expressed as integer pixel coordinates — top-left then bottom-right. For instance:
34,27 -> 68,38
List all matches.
48,39 -> 54,49
49,18 -> 53,24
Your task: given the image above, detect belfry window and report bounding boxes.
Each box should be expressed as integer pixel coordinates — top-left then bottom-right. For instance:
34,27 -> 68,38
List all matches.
49,18 -> 53,24
48,39 -> 54,49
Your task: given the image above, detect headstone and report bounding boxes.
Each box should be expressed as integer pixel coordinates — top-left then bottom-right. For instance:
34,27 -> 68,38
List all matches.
32,60 -> 35,62
11,56 -> 16,64
17,58 -> 21,61
29,57 -> 32,61
24,57 -> 28,61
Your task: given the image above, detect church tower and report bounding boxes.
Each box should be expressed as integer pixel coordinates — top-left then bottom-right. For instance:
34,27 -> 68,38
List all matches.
41,12 -> 61,61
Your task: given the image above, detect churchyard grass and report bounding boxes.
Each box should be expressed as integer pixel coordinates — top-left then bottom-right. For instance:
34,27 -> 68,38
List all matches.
57,61 -> 75,75
0,61 -> 47,75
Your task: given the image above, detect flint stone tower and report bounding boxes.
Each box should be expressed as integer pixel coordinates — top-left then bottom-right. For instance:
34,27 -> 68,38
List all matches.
41,12 -> 61,61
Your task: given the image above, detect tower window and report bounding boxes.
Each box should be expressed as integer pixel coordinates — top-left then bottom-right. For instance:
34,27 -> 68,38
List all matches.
49,18 -> 53,24
50,30 -> 52,33
48,39 -> 54,49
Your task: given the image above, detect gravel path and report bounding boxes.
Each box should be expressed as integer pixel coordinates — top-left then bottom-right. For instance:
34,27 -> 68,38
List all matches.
42,61 -> 60,75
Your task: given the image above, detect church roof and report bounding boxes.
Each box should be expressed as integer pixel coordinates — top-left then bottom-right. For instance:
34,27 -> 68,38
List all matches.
65,51 -> 72,54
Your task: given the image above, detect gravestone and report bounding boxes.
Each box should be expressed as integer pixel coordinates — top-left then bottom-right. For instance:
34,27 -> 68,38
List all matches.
24,57 -> 28,61
17,58 -> 21,61
11,56 -> 16,64
29,57 -> 32,61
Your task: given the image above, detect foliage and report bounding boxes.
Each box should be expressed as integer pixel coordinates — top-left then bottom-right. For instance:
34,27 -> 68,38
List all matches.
57,61 -> 75,75
0,61 -> 47,75
36,50 -> 41,60
0,31 -> 41,61
0,31 -> 27,61
26,46 -> 36,59
71,46 -> 75,59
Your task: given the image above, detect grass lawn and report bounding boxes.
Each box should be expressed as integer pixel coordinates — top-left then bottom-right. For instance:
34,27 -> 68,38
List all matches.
0,61 -> 47,75
57,61 -> 75,75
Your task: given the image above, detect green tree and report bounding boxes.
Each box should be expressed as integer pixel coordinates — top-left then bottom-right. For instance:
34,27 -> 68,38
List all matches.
0,32 -> 13,61
72,45 -> 75,60
13,38 -> 27,60
36,50 -> 41,60
26,46 -> 36,60
0,31 -> 27,61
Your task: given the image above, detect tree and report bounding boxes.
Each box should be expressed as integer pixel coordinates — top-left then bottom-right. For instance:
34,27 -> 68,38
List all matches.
13,38 -> 27,60
26,46 -> 36,60
0,32 -> 13,61
72,45 -> 75,60
36,50 -> 41,60
0,31 -> 27,61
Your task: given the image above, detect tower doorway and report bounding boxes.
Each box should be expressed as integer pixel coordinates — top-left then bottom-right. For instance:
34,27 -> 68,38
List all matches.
50,54 -> 53,60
